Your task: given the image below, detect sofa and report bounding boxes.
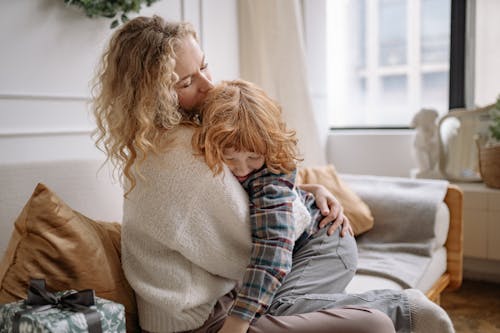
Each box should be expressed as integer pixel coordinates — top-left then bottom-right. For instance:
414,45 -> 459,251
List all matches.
0,159 -> 463,331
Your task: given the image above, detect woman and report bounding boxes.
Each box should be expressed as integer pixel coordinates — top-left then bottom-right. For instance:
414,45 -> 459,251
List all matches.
93,16 -> 454,333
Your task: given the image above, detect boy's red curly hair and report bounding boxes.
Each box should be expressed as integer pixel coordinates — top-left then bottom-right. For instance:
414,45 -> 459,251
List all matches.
193,79 -> 301,175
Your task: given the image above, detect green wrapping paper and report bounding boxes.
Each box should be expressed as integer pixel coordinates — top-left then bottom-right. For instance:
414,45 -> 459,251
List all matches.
0,290 -> 126,333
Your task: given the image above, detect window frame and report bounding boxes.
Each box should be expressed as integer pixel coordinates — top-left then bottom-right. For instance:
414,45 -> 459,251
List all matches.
302,0 -> 464,130
449,0 -> 466,109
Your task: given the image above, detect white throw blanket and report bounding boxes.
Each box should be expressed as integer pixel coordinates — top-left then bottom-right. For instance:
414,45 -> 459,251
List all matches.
341,174 -> 449,288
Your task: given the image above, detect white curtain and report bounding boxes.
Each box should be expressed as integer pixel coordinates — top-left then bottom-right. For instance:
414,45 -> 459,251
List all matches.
238,0 -> 327,167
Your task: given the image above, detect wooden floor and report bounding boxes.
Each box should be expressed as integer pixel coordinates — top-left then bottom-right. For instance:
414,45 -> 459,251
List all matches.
441,279 -> 500,333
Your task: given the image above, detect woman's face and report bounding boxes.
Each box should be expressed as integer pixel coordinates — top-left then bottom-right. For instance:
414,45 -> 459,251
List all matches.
174,35 -> 214,112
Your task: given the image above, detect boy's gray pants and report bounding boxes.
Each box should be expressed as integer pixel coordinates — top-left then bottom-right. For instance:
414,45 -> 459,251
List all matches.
267,227 -> 411,333
177,228 -> 411,333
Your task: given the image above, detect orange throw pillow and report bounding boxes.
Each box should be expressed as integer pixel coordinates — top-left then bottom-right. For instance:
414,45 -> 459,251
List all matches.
296,165 -> 374,236
0,183 -> 139,332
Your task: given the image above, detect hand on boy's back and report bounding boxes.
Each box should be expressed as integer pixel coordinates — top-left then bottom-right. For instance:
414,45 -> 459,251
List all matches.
321,211 -> 353,237
315,186 -> 354,237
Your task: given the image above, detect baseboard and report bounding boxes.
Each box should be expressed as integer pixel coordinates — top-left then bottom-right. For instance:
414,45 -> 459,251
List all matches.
463,257 -> 500,283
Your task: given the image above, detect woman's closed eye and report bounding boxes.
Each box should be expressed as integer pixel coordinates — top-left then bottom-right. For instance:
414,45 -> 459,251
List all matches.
179,79 -> 192,89
177,64 -> 207,89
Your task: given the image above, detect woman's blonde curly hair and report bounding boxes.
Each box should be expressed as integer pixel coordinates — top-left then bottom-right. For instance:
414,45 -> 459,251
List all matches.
92,16 -> 197,195
193,79 -> 302,176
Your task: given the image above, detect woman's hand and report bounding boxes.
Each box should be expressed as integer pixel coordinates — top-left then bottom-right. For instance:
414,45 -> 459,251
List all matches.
218,316 -> 250,333
298,184 -> 354,237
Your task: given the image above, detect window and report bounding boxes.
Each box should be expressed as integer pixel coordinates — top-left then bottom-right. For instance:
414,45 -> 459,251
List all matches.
323,0 -> 451,127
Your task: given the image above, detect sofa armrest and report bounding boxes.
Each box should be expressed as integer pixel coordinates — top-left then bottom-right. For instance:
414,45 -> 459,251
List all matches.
443,184 -> 463,291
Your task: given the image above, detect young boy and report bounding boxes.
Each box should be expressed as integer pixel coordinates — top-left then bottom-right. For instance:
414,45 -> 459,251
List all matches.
193,79 -> 335,323
193,80 -> 456,333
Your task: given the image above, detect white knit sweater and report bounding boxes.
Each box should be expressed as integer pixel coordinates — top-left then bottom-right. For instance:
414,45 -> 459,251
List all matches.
122,126 -> 252,333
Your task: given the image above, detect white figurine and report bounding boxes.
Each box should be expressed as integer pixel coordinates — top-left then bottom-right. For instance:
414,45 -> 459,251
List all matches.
410,108 -> 440,178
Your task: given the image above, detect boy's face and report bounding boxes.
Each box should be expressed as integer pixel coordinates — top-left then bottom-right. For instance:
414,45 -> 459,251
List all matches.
222,148 -> 265,183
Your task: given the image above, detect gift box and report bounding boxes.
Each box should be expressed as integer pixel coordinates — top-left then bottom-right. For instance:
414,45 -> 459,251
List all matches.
0,279 -> 126,333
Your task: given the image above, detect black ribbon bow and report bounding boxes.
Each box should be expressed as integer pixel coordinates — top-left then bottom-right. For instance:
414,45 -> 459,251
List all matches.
13,279 -> 103,333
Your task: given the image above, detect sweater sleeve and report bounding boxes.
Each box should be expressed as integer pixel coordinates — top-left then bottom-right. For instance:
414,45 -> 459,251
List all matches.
229,170 -> 297,322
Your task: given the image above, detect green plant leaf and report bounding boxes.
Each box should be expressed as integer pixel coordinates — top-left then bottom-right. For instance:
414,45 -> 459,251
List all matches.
63,0 -> 161,28
489,95 -> 500,141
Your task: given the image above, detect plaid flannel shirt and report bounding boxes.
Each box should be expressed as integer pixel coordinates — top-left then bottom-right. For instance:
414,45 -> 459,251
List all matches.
229,167 -> 321,322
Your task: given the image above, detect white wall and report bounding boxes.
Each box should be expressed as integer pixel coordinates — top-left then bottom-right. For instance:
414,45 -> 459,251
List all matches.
327,130 -> 416,177
2,0 -> 496,177
0,0 -> 427,177
472,0 -> 500,107
0,0 -> 239,164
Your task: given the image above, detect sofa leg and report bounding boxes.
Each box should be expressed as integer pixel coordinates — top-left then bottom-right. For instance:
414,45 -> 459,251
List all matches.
425,273 -> 450,305
426,292 -> 441,305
